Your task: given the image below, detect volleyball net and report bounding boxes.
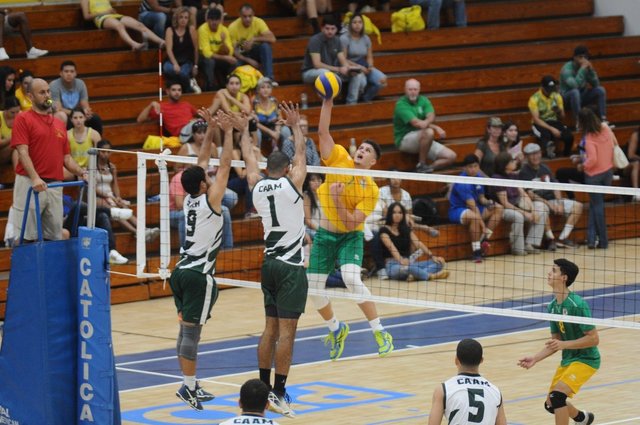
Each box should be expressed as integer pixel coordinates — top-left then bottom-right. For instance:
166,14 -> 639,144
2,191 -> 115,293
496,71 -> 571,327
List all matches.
112,149 -> 640,330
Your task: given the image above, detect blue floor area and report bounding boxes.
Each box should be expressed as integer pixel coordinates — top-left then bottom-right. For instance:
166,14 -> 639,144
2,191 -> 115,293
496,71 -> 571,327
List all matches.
116,283 -> 639,392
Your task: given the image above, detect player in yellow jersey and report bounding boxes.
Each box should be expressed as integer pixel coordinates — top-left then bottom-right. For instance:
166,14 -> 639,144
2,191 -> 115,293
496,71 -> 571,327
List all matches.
307,97 -> 393,361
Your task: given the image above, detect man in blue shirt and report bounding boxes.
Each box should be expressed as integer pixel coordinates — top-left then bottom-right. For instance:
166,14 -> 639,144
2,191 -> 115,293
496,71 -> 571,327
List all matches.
449,154 -> 503,262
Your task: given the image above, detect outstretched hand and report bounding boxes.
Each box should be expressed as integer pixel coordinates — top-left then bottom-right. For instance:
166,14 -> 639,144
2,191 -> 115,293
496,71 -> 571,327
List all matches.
279,101 -> 300,127
229,112 -> 249,132
216,110 -> 233,133
198,107 -> 217,128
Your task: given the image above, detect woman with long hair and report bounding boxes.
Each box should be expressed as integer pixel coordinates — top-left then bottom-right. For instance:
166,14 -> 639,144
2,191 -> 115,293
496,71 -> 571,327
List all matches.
474,116 -> 506,176
579,107 -> 614,249
502,120 -> 524,166
0,66 -> 16,108
340,13 -> 386,103
0,95 -> 20,164
164,7 -> 200,93
14,69 -> 34,111
379,202 -> 448,281
64,107 -> 101,180
253,77 -> 291,153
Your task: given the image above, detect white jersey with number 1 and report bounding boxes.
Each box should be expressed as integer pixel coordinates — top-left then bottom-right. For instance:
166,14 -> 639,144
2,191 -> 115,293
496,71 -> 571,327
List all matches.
219,414 -> 281,424
252,176 -> 305,266
442,373 -> 502,425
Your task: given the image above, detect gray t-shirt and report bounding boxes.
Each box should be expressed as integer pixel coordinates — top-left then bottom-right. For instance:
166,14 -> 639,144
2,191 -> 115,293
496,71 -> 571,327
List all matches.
301,33 -> 342,72
339,33 -> 371,65
281,136 -> 321,166
49,78 -> 88,110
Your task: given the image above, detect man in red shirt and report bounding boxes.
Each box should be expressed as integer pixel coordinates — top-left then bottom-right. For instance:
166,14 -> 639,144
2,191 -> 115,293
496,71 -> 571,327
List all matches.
137,80 -> 198,137
11,78 -> 85,242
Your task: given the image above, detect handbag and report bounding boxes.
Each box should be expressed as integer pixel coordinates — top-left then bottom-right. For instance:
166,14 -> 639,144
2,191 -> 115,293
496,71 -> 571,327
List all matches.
613,144 -> 629,169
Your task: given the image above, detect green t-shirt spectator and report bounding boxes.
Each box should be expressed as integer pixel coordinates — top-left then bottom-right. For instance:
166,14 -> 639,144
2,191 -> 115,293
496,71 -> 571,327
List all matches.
393,95 -> 434,147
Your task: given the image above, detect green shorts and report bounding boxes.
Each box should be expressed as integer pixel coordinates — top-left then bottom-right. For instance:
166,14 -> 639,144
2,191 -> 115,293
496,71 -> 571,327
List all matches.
261,257 -> 308,316
307,227 -> 364,275
169,268 -> 219,325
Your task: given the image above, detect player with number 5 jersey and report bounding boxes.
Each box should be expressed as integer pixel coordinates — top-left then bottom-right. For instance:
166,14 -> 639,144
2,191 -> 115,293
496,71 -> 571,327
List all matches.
241,102 -> 308,418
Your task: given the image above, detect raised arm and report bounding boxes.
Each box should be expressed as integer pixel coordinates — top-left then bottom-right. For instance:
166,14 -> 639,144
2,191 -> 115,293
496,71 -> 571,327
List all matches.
280,101 -> 306,191
232,114 -> 261,190
318,98 -> 336,159
207,110 -> 232,209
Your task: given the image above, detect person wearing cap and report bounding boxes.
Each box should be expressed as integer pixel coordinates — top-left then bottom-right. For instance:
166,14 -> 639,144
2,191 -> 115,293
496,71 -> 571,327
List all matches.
559,45 -> 607,126
528,75 -> 574,159
518,259 -> 599,425
137,79 -> 198,137
448,154 -> 503,263
228,4 -> 276,80
474,116 -> 507,177
197,8 -> 237,91
393,78 -> 457,173
518,142 -> 582,249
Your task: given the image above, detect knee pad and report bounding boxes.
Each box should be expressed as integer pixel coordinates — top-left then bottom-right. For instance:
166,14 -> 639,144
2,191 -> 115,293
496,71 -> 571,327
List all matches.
310,294 -> 330,310
548,391 -> 567,410
307,273 -> 331,310
340,264 -> 371,302
178,323 -> 202,361
544,401 -> 555,414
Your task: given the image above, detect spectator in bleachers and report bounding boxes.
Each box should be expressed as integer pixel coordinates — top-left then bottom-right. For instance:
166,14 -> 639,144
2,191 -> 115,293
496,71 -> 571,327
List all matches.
301,14 -> 365,105
340,13 -> 387,103
300,0 -> 333,34
502,120 -> 524,167
11,78 -> 86,242
138,0 -> 181,38
528,75 -> 573,159
280,113 -> 320,165
0,66 -> 16,108
164,7 -> 200,94
348,0 -> 389,13
474,116 -> 506,177
137,79 -> 198,137
410,0 -> 467,30
64,107 -> 101,181
392,78 -> 456,173
50,60 -> 104,135
303,172 -> 323,265
448,154 -> 503,263
96,139 -> 160,242
623,126 -> 640,202
253,77 -> 291,153
14,69 -> 34,111
560,45 -> 608,126
81,0 -> 166,51
491,152 -> 545,255
198,8 -> 237,91
0,95 -> 19,164
518,143 -> 582,250
579,107 -> 614,249
380,202 -> 448,281
0,9 -> 49,60
228,4 -> 276,80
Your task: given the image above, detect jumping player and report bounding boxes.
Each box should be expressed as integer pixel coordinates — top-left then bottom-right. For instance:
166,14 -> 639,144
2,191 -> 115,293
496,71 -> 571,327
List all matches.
307,97 -> 393,361
169,109 -> 234,411
518,259 -> 599,425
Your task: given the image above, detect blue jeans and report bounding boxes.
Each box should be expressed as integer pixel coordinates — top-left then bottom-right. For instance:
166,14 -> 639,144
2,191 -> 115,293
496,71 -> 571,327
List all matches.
302,68 -> 367,104
240,43 -> 274,79
200,57 -> 235,91
386,258 -> 443,281
410,0 -> 467,29
363,67 -> 386,102
162,60 -> 193,91
138,10 -> 167,38
562,86 -> 607,121
585,169 -> 612,248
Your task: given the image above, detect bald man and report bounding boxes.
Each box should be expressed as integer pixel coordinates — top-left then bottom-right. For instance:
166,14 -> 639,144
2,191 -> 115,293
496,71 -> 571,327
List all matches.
11,78 -> 85,242
392,78 -> 456,173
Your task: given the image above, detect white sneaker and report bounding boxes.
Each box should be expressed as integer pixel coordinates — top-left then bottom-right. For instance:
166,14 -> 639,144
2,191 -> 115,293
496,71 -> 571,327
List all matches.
190,78 -> 202,94
0,48 -> 9,61
377,268 -> 389,280
26,47 -> 49,59
111,207 -> 133,220
109,249 -> 128,265
145,227 -> 160,242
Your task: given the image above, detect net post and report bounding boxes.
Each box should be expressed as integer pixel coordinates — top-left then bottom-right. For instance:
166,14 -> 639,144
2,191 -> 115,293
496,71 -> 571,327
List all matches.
86,148 -> 98,229
136,153 -> 148,277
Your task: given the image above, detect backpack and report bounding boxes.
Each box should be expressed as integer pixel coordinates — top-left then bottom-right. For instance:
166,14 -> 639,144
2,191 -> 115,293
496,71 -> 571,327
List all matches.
342,12 -> 382,44
412,196 -> 439,225
391,5 -> 425,33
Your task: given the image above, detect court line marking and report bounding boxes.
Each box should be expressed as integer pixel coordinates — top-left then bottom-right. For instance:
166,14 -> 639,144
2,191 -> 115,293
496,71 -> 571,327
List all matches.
599,417 -> 640,425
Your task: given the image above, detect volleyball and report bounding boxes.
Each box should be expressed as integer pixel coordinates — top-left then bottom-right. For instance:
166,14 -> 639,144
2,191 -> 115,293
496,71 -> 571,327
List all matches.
314,72 -> 342,99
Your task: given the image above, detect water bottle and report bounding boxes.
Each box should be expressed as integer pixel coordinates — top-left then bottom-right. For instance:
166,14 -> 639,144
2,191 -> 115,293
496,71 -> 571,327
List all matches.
349,138 -> 357,157
300,93 -> 308,110
409,249 -> 423,263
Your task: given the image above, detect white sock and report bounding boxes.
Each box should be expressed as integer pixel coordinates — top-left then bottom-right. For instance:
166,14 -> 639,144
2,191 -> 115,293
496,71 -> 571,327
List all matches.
369,317 -> 383,332
471,241 -> 481,251
184,375 -> 196,391
545,230 -> 555,240
559,225 -> 574,240
326,316 -> 339,332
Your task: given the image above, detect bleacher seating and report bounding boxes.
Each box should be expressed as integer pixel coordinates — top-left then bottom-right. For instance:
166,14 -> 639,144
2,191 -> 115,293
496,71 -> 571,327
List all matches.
1,0 -> 640,318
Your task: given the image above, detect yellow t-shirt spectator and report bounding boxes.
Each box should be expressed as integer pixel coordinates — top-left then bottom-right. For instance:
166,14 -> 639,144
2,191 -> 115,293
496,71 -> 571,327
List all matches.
15,87 -> 32,111
197,22 -> 234,59
228,17 -> 270,47
317,144 -> 379,233
0,111 -> 12,141
528,89 -> 565,122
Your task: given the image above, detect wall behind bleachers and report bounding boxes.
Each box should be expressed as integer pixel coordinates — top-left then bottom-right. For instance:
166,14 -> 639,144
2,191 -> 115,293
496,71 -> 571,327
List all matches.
595,0 -> 640,36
